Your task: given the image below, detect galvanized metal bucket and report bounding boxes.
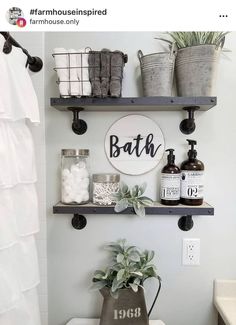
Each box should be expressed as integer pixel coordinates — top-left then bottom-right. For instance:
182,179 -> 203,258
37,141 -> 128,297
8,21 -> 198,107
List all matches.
175,44 -> 221,96
138,45 -> 176,96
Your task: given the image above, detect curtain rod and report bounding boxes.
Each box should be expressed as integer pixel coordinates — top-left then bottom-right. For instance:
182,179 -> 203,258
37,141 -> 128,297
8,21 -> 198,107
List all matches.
0,32 -> 43,72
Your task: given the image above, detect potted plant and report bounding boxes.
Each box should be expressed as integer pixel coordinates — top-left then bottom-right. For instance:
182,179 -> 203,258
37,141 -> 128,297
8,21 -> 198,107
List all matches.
137,44 -> 176,97
113,182 -> 154,217
91,239 -> 161,325
156,32 -> 229,96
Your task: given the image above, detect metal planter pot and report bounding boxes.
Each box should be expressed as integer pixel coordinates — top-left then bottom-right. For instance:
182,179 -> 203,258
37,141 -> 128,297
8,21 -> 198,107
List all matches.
175,44 -> 221,96
138,46 -> 176,96
99,287 -> 149,325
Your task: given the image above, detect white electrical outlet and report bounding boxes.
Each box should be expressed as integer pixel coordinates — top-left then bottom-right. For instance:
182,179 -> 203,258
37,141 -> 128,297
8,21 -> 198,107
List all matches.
182,238 -> 200,266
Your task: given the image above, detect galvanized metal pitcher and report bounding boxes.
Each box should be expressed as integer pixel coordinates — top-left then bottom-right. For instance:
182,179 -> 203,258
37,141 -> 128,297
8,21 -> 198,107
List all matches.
99,286 -> 157,325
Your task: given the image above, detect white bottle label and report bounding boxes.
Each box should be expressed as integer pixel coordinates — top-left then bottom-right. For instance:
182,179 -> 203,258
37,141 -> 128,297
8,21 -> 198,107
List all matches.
161,173 -> 181,200
181,171 -> 204,199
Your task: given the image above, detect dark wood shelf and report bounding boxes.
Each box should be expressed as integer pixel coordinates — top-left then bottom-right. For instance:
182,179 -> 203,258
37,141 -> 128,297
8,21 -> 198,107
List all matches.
53,201 -> 214,216
50,96 -> 217,112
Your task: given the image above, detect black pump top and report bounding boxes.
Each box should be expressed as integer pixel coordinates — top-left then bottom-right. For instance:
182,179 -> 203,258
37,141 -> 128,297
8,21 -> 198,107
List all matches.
187,139 -> 197,159
166,148 -> 175,164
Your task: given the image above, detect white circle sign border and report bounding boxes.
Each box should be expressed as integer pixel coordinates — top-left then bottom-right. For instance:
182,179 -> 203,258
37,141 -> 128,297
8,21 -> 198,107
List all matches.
104,114 -> 165,175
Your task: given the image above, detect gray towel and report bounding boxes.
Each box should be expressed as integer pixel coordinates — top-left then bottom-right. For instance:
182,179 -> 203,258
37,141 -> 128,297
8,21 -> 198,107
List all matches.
110,51 -> 125,97
100,49 -> 111,97
88,51 -> 101,97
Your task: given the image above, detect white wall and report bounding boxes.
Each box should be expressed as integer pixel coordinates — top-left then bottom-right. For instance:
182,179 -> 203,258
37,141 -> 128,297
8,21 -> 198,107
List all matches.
11,32 -> 48,325
45,32 -> 236,325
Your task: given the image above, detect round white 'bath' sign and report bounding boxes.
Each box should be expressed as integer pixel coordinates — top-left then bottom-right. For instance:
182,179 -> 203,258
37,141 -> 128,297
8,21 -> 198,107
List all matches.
104,114 -> 165,175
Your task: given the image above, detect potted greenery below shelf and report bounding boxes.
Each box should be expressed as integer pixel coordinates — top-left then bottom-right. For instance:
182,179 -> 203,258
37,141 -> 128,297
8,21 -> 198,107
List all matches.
91,239 -> 161,325
156,32 -> 229,96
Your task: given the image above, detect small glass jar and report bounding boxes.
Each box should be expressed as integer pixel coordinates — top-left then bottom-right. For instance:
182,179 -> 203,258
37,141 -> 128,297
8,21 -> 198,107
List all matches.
92,174 -> 120,205
61,149 -> 90,204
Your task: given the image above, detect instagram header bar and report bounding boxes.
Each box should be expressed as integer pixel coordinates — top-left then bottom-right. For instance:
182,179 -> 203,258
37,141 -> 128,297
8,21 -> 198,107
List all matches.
0,0 -> 234,31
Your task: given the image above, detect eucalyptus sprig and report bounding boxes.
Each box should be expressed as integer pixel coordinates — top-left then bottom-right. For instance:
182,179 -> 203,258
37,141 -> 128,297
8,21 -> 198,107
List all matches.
156,31 -> 229,50
91,239 -> 160,299
113,182 -> 153,217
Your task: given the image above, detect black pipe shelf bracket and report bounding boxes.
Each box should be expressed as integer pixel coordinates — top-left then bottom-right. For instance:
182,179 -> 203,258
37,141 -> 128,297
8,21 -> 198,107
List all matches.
53,202 -> 214,231
68,107 -> 87,135
180,106 -> 200,135
71,214 -> 87,230
178,215 -> 194,231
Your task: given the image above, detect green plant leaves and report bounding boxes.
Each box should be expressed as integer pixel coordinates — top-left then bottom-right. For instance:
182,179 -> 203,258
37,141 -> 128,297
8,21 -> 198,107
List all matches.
143,266 -> 158,278
114,198 -> 128,213
91,240 -> 160,298
131,185 -> 139,197
116,253 -> 125,263
131,271 -> 143,277
120,182 -> 129,196
134,278 -> 141,285
90,280 -> 107,291
105,244 -> 123,253
113,182 -> 153,217
129,251 -> 141,262
117,269 -> 125,281
133,203 -> 145,217
93,270 -> 106,280
112,278 -> 124,292
138,182 -> 147,196
156,31 -> 230,50
147,250 -> 155,262
139,196 -> 153,206
110,290 -> 119,299
129,283 -> 139,292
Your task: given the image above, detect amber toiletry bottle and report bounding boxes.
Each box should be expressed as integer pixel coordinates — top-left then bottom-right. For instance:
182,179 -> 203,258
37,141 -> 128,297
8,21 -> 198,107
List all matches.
161,149 -> 181,206
180,139 -> 204,206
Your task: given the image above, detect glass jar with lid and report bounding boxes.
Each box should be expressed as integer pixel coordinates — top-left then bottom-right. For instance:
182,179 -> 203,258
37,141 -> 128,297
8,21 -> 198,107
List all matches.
92,174 -> 120,205
61,149 -> 90,204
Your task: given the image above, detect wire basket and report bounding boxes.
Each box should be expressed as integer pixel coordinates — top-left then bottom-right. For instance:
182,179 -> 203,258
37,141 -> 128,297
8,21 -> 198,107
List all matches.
52,49 -> 128,98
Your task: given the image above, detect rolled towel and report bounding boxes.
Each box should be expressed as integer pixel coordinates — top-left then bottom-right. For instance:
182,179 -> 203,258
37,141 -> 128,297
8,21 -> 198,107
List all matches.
101,49 -> 111,97
68,49 -> 81,97
88,51 -> 101,97
80,48 -> 92,96
53,48 -> 70,98
110,50 -> 125,97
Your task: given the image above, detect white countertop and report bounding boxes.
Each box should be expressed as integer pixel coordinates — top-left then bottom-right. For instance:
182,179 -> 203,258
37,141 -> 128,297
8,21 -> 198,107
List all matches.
214,279 -> 236,325
66,318 -> 165,325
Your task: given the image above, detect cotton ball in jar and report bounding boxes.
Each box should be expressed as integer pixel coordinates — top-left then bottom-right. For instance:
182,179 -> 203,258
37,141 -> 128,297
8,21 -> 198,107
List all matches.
62,184 -> 73,196
78,167 -> 89,179
62,168 -> 70,178
77,161 -> 86,169
80,177 -> 89,189
71,164 -> 80,175
62,173 -> 73,186
71,167 -> 88,179
74,186 -> 84,196
81,191 -> 89,202
74,176 -> 83,186
74,194 -> 83,204
62,193 -> 73,204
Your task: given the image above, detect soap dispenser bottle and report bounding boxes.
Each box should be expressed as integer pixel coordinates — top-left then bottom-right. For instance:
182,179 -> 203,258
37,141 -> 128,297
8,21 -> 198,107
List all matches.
161,149 -> 181,206
180,139 -> 204,206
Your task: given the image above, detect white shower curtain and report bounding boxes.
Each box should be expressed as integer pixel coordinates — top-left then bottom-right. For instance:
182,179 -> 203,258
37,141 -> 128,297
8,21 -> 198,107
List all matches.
0,35 -> 41,325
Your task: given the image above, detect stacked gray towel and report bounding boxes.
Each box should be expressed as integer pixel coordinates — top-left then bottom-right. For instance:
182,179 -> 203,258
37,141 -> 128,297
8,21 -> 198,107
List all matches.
88,50 -> 128,98
101,49 -> 110,97
88,50 -> 101,97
